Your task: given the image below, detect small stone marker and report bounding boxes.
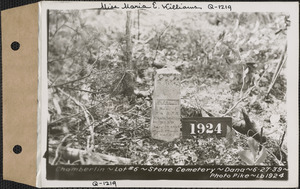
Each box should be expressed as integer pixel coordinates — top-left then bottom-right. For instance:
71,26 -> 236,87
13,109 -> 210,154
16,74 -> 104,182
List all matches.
150,67 -> 181,142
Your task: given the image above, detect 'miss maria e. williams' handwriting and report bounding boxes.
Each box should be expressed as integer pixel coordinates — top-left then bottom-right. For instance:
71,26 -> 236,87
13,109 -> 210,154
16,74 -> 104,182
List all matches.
99,2 -> 153,10
99,2 -> 202,10
161,3 -> 202,10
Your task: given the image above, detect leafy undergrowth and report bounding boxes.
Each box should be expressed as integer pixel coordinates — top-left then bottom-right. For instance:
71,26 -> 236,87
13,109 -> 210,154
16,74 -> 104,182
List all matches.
47,11 -> 289,166
50,76 -> 287,166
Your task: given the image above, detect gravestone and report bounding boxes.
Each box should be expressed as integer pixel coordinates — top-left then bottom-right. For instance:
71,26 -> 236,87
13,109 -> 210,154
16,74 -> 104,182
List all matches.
150,67 -> 181,142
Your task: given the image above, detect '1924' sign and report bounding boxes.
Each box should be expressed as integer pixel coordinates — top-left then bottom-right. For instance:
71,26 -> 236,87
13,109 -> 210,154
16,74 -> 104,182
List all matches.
181,117 -> 232,138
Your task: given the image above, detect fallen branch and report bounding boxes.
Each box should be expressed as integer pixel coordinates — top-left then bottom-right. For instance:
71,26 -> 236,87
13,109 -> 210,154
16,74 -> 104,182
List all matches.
51,134 -> 72,165
49,101 -> 103,126
59,86 -> 101,94
49,146 -> 131,165
57,88 -> 95,150
193,97 -> 216,117
76,116 -> 113,136
181,99 -> 215,117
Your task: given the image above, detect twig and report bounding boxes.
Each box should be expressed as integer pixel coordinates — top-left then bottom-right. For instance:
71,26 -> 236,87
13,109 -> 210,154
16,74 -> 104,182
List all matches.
51,134 -> 72,165
64,24 -> 80,34
223,41 -> 241,61
124,111 -> 150,120
112,72 -> 126,93
50,56 -> 99,88
239,65 -> 246,98
260,127 -> 264,146
57,88 -> 91,124
267,43 -> 287,96
152,25 -> 171,64
109,114 -> 120,127
279,130 -> 286,148
50,73 -> 92,88
265,148 -> 284,166
264,129 -> 279,136
123,104 -> 145,113
247,129 -> 259,138
57,88 -> 95,150
193,97 -> 216,117
59,86 -> 100,94
48,56 -> 73,65
221,95 -> 248,117
86,136 -> 91,150
200,107 -> 215,117
50,21 -> 67,40
48,101 -> 104,126
221,68 -> 268,117
77,116 -> 113,136
237,66 -> 246,119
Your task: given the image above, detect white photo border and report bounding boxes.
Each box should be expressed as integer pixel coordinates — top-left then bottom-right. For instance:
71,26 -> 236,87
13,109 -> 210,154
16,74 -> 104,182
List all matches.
37,1 -> 299,187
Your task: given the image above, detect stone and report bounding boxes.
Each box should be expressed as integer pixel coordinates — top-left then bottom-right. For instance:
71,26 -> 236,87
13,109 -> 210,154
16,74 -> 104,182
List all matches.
150,67 -> 181,142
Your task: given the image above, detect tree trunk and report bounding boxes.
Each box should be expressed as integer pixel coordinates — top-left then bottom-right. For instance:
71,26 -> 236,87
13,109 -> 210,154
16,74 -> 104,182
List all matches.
125,11 -> 133,69
122,11 -> 135,100
138,10 -> 140,40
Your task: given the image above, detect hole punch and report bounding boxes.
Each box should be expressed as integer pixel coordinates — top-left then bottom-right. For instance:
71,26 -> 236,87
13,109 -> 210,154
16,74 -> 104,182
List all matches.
13,145 -> 22,154
11,41 -> 20,51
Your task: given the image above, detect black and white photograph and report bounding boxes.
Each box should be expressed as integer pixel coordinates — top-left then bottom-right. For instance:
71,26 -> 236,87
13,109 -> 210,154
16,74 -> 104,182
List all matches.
38,1 -> 298,187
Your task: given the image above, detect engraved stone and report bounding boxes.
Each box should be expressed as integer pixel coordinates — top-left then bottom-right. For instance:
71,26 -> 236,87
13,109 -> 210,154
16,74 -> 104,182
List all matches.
150,67 -> 181,142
